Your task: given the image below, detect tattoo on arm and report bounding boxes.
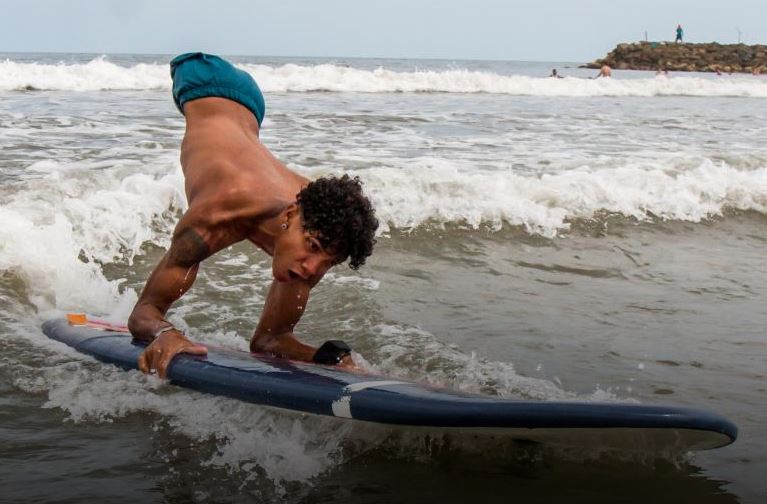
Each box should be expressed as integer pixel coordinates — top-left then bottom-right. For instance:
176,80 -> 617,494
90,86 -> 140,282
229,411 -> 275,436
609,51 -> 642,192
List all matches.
169,228 -> 211,267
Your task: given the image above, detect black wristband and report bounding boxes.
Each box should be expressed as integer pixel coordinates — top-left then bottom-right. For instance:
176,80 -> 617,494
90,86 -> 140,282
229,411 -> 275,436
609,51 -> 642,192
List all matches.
312,340 -> 352,365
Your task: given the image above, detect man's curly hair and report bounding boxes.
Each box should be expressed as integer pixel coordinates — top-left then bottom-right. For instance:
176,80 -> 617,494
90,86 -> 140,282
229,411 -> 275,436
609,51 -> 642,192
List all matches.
297,175 -> 378,270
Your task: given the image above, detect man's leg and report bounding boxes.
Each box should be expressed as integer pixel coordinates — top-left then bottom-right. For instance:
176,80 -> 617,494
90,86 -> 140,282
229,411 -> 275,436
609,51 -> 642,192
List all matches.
170,53 -> 266,127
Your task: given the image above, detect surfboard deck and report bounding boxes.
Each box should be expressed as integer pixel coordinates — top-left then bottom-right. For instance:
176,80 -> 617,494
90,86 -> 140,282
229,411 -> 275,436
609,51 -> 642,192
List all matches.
41,317 -> 737,451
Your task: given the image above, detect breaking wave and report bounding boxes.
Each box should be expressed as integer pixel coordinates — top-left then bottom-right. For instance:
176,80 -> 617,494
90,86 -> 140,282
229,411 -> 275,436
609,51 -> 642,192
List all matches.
2,57 -> 767,97
358,158 -> 767,237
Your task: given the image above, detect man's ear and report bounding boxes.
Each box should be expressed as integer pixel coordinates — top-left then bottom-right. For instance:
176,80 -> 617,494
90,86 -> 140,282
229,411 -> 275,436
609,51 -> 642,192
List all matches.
284,202 -> 300,227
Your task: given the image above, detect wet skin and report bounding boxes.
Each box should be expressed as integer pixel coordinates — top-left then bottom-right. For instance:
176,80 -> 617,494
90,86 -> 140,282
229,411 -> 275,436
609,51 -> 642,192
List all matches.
128,97 -> 355,377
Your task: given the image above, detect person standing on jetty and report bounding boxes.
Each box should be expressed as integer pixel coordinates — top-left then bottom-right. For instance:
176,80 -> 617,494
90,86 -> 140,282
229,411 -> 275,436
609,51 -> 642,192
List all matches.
675,24 -> 684,43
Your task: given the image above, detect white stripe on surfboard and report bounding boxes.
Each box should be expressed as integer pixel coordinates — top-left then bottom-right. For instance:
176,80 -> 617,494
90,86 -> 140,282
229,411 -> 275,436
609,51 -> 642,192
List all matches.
331,381 -> 410,419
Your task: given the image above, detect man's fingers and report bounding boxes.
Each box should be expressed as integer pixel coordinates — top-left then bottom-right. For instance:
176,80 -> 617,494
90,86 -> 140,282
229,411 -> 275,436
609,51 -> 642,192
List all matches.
156,343 -> 204,378
339,354 -> 361,372
138,351 -> 148,374
182,344 -> 208,356
136,336 -> 207,378
157,351 -> 176,379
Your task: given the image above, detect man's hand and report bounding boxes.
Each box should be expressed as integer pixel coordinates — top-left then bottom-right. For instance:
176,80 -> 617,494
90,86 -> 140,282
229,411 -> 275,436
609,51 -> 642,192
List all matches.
137,330 -> 207,379
338,354 -> 361,372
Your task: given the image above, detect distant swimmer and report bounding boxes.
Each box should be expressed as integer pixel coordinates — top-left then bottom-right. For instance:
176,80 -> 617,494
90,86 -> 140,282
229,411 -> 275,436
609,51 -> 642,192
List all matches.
128,53 -> 378,377
550,68 -> 563,78
597,64 -> 612,78
676,24 -> 684,43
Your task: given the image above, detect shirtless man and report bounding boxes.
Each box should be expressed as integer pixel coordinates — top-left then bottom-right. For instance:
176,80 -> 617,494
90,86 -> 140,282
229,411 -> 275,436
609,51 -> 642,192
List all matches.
597,64 -> 612,78
127,53 -> 378,377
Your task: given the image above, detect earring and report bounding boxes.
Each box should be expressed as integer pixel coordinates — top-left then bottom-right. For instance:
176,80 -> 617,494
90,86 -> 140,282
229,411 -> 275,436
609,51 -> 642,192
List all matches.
281,222 -> 288,230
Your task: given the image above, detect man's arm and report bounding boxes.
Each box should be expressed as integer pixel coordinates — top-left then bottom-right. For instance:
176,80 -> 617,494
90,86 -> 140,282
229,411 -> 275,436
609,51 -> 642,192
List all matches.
251,275 -> 355,367
128,226 -> 212,377
250,278 -> 318,361
128,227 -> 210,339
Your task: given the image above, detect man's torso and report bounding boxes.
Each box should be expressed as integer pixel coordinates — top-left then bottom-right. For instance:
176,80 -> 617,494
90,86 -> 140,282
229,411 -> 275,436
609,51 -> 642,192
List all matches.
177,98 -> 309,254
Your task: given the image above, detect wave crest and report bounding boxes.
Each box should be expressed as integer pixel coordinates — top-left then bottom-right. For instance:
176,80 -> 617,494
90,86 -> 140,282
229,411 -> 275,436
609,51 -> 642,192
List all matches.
3,57 -> 767,97
357,159 -> 767,237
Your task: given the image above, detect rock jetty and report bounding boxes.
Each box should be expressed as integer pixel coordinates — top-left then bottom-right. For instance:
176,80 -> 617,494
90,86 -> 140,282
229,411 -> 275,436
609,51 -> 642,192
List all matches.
583,42 -> 767,73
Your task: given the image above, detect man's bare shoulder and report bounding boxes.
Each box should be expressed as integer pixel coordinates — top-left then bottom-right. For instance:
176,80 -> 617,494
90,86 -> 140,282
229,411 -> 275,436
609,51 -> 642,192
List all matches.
188,189 -> 288,225
169,203 -> 257,262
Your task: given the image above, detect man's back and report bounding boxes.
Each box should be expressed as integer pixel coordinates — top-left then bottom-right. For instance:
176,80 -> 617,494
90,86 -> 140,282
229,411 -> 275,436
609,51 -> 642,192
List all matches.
179,97 -> 308,226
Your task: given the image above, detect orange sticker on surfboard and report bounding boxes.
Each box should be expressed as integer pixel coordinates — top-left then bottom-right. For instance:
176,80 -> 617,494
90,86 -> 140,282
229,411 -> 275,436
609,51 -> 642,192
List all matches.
66,313 -> 129,333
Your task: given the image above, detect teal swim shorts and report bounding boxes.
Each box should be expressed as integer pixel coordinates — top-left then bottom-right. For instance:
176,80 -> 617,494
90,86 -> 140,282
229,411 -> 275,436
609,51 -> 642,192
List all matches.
170,52 -> 266,126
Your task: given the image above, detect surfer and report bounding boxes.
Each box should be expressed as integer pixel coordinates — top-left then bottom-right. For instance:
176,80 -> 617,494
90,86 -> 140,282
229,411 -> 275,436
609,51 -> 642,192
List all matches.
128,53 -> 379,377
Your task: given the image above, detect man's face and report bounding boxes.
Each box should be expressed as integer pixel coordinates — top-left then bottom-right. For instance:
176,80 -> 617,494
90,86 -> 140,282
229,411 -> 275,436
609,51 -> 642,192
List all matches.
272,219 -> 339,283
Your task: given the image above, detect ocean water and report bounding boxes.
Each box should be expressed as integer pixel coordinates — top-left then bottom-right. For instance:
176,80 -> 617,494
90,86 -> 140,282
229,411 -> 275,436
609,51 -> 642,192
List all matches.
0,53 -> 766,503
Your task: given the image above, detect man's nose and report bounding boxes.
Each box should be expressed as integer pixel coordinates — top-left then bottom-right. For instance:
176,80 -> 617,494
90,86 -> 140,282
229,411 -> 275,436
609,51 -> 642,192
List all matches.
301,257 -> 322,277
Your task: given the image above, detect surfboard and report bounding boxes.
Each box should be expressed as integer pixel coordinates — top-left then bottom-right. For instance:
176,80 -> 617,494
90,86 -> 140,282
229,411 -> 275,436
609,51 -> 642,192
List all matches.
42,316 -> 737,452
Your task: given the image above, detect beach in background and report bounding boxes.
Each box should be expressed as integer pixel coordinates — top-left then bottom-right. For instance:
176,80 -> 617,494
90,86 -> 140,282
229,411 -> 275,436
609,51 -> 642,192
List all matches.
0,53 -> 765,503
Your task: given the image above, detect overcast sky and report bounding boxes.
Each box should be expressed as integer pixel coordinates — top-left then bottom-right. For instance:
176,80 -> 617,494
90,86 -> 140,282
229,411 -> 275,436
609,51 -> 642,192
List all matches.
2,0 -> 765,62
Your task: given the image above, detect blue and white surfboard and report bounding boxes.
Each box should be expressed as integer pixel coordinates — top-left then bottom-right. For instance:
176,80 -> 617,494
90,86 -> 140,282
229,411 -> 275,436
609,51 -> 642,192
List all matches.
42,318 -> 737,452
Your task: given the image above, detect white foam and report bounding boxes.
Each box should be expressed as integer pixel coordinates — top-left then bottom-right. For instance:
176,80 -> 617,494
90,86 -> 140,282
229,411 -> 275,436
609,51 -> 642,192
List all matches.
0,160 -> 186,316
369,323 -> 581,401
353,158 -> 767,237
8,352 -> 364,483
249,63 -> 767,97
5,311 -> 364,485
3,57 -> 767,97
0,56 -> 168,91
323,271 -> 380,290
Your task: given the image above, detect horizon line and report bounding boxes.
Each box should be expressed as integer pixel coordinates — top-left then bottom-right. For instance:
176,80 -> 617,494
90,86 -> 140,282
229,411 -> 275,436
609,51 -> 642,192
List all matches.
0,49 -> 587,65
